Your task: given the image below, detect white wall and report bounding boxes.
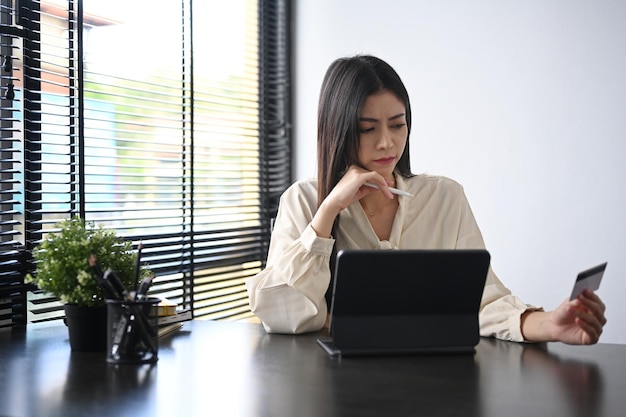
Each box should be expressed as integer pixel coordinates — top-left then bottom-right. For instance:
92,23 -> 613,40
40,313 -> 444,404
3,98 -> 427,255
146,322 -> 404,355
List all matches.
293,0 -> 626,344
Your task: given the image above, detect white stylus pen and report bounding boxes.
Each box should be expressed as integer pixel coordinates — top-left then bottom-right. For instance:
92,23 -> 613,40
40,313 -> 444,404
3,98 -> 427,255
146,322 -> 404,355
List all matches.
364,182 -> 414,198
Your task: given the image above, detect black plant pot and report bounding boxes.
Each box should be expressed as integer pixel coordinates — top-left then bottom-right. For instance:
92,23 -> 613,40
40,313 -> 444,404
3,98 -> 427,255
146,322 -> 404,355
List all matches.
63,304 -> 108,352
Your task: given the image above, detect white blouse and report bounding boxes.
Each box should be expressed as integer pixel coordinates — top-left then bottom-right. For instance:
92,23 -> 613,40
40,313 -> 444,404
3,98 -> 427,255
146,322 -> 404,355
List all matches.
246,174 -> 540,341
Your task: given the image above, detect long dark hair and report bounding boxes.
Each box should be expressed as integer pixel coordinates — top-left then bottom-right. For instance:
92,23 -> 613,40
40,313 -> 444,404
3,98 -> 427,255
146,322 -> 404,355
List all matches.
316,55 -> 413,207
316,55 -> 414,305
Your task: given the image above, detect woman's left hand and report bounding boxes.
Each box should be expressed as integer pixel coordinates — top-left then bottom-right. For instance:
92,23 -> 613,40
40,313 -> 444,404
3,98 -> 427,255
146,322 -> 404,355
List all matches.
547,289 -> 607,345
521,289 -> 607,344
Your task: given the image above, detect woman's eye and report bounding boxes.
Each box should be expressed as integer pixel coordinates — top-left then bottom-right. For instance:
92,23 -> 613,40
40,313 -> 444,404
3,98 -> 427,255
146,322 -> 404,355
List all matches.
360,127 -> 374,133
391,123 -> 406,129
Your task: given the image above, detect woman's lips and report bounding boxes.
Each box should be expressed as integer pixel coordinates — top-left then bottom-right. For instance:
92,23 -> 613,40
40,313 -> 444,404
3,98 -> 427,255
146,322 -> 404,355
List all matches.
374,157 -> 395,165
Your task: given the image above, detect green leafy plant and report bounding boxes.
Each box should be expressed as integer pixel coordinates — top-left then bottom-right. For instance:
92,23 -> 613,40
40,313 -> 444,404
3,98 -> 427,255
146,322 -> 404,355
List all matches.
26,216 -> 150,307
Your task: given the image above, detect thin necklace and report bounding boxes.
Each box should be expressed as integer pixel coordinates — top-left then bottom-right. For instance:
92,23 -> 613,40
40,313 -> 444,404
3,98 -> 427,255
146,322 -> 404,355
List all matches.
361,198 -> 395,217
363,176 -> 398,216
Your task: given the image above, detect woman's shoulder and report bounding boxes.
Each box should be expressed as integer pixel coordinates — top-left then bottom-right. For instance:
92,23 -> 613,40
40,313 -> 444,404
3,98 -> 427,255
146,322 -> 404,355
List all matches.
403,173 -> 465,194
281,178 -> 319,206
284,178 -> 318,194
282,175 -> 466,202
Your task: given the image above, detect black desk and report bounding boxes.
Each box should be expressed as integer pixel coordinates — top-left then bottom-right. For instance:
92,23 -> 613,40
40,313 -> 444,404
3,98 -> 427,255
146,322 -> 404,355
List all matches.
1,320 -> 624,417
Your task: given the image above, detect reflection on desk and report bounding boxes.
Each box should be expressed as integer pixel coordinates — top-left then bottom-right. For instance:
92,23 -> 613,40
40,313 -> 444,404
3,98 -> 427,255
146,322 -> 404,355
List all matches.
476,337 -> 605,417
0,320 -> 624,417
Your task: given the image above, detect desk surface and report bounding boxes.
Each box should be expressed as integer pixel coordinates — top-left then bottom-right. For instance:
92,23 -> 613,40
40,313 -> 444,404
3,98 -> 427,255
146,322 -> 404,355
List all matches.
1,320 -> 624,417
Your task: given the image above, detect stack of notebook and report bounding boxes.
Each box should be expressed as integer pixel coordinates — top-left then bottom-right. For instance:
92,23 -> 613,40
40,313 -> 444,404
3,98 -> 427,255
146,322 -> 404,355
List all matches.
150,297 -> 192,338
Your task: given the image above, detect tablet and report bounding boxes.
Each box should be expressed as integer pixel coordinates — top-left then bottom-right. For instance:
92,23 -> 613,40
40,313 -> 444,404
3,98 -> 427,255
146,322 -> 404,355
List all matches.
318,249 -> 491,357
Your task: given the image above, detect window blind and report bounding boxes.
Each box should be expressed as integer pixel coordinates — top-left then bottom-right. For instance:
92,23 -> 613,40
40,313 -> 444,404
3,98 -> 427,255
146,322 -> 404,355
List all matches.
0,0 -> 291,327
0,1 -> 27,327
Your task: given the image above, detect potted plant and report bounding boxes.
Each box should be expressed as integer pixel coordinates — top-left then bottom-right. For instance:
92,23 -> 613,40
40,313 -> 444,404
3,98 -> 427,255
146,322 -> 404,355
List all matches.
26,216 -> 150,352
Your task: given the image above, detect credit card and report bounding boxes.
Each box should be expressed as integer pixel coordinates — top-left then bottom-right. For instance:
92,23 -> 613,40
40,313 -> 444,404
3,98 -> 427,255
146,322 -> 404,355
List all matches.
570,262 -> 607,301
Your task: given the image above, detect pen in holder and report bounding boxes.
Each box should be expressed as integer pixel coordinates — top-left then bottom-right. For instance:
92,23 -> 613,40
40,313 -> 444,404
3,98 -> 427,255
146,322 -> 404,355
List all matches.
106,297 -> 159,364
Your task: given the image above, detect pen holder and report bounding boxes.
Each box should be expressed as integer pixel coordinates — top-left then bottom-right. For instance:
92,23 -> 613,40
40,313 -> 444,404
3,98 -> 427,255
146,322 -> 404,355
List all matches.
106,297 -> 159,364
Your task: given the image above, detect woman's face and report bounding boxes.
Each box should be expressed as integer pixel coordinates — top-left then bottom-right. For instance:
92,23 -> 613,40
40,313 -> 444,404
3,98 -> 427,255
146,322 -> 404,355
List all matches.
357,89 -> 408,182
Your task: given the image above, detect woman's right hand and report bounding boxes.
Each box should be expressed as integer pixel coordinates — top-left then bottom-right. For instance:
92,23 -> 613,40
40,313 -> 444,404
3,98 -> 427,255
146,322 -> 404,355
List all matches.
310,166 -> 394,237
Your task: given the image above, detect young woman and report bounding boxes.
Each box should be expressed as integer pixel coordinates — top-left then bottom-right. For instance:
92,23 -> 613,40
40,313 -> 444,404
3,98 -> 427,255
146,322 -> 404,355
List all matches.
246,55 -> 606,344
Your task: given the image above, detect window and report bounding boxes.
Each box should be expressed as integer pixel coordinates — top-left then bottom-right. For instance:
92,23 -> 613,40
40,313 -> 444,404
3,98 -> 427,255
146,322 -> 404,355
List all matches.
0,0 -> 291,327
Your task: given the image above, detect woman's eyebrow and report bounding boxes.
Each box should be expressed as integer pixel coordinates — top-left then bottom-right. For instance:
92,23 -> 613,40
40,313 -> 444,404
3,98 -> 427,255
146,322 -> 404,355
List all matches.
359,113 -> 406,122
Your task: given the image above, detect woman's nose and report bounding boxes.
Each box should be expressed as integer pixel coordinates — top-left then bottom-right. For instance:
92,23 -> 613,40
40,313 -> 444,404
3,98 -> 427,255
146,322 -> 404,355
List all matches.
376,127 -> 394,149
